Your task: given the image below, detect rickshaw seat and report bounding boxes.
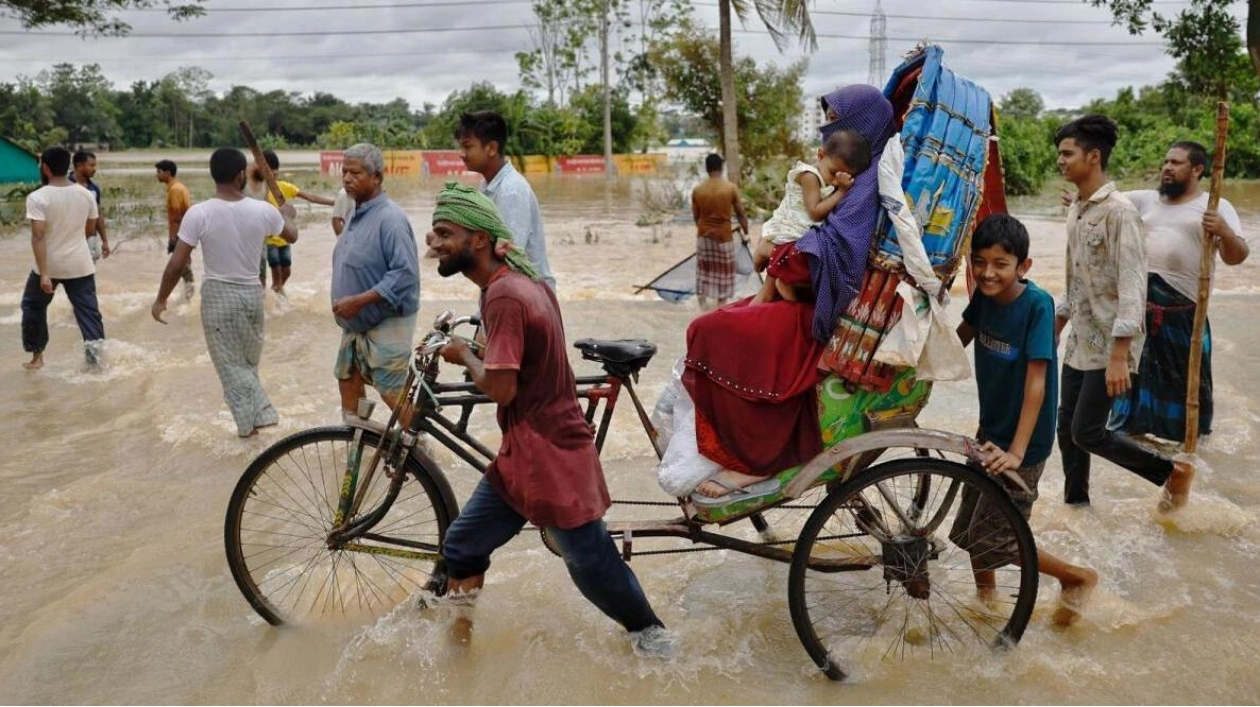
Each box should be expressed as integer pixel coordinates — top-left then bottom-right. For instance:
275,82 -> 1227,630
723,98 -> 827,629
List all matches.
574,338 -> 657,378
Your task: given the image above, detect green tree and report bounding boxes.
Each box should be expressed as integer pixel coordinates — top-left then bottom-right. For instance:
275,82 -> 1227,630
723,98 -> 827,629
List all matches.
0,0 -> 204,35
652,24 -> 805,172
717,0 -> 814,186
1090,0 -> 1247,98
999,88 -> 1045,120
0,79 -> 53,149
36,63 -> 121,145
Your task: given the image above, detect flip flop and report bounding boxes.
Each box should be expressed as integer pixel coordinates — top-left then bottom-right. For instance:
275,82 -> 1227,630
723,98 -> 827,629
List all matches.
690,477 -> 782,508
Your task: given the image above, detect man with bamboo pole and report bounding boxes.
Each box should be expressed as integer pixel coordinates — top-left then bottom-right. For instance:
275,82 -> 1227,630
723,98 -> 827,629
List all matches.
1112,139 -> 1249,448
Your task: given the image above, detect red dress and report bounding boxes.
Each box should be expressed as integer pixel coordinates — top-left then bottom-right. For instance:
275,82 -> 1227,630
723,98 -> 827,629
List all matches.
683,297 -> 826,475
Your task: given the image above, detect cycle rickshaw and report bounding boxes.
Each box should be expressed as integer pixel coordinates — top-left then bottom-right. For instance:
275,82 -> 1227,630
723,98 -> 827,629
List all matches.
224,46 -> 1038,681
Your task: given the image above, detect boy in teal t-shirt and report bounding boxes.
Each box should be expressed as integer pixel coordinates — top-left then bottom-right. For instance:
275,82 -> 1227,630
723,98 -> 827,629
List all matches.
950,214 -> 1098,626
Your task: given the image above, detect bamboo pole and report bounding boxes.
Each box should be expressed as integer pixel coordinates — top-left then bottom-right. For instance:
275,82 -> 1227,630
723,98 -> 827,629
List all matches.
238,120 -> 286,207
1184,102 -> 1229,454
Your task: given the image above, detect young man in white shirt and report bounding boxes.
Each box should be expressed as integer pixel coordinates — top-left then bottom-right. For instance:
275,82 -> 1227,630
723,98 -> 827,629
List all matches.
455,111 -> 556,290
21,146 -> 104,370
151,148 -> 298,438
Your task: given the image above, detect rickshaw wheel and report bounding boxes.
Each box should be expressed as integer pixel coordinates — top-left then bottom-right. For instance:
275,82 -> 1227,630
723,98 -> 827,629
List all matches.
787,457 -> 1038,680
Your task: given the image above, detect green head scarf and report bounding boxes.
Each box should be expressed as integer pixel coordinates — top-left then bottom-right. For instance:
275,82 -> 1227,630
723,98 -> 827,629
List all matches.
431,181 -> 540,281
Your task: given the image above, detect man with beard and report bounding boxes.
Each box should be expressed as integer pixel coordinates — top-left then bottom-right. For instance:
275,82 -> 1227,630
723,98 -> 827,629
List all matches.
1111,141 -> 1249,443
330,143 -> 420,414
151,148 -> 297,438
425,183 -> 677,659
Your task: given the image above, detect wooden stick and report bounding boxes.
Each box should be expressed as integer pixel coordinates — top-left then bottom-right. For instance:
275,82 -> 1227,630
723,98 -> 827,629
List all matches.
1184,102 -> 1229,454
237,120 -> 286,206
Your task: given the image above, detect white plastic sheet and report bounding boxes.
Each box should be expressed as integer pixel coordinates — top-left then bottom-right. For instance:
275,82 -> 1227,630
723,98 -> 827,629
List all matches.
871,141 -> 971,381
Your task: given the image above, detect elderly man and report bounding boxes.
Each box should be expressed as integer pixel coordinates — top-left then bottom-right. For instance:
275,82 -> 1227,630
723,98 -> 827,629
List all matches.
331,143 -> 420,413
1112,140 -> 1250,442
427,182 -> 676,659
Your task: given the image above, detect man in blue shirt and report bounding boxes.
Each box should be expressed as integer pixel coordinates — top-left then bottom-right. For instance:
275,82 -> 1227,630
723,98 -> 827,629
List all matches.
330,143 -> 420,413
70,151 -> 110,261
455,111 -> 556,290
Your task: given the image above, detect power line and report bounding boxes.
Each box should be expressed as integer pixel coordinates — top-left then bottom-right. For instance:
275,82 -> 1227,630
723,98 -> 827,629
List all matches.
735,30 -> 1164,46
129,0 -> 531,10
0,24 -> 527,37
4,23 -> 1166,46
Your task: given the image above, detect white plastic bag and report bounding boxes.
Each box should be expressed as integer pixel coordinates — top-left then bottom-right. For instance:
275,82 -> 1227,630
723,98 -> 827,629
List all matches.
655,358 -> 722,497
734,238 -> 755,277
871,141 -> 970,381
650,357 -> 685,452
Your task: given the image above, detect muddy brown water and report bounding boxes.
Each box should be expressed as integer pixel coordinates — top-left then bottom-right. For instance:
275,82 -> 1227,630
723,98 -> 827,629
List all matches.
1,164 -> 1259,703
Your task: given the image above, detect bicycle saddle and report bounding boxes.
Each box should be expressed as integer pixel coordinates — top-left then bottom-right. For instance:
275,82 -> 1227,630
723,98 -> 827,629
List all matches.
573,339 -> 657,378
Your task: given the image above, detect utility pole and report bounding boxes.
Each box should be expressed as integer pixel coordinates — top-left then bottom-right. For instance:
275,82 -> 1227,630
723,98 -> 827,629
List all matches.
601,0 -> 615,177
868,0 -> 887,86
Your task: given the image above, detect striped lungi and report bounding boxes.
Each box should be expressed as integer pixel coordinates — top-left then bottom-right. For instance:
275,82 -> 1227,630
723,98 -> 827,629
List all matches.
200,279 -> 278,437
695,237 -> 736,300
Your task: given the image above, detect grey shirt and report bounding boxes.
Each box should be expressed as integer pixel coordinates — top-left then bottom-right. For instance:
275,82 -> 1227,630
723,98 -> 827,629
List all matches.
331,192 -> 420,333
483,161 -> 556,290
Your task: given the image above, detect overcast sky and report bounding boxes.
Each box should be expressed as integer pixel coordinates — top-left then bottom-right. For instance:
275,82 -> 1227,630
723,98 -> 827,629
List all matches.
0,0 -> 1243,111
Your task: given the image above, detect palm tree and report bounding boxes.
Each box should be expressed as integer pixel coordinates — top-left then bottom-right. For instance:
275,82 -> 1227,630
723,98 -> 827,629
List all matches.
718,0 -> 815,186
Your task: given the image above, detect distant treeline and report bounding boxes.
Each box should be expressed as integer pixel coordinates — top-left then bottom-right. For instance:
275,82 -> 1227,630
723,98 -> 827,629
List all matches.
997,49 -> 1260,195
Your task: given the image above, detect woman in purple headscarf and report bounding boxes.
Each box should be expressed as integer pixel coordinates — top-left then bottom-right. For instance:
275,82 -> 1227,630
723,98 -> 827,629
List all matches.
684,85 -> 897,501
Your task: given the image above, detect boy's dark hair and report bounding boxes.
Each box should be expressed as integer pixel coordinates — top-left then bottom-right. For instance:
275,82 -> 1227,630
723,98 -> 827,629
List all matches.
704,153 -> 724,173
209,148 -> 247,185
455,111 -> 508,152
1171,140 -> 1209,174
155,159 -> 178,176
1053,114 -> 1118,170
40,146 -> 71,176
972,213 -> 1030,262
72,150 -> 95,167
823,128 -> 872,174
262,149 -> 280,171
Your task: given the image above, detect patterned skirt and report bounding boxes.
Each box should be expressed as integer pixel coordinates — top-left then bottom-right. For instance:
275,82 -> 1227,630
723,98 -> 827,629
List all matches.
1110,273 -> 1212,441
695,237 -> 736,299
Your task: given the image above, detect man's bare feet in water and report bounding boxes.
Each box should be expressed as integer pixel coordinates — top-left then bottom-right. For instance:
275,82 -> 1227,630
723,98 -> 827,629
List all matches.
694,469 -> 768,498
22,352 -> 44,370
1159,460 -> 1195,512
1051,567 -> 1099,627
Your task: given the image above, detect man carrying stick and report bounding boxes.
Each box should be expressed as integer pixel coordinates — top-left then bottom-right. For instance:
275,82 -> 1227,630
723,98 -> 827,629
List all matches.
151,148 -> 298,438
1112,139 -> 1249,446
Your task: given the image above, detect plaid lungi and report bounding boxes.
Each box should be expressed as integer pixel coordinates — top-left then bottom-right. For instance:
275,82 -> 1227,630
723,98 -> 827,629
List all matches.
695,237 -> 736,300
200,279 -> 278,437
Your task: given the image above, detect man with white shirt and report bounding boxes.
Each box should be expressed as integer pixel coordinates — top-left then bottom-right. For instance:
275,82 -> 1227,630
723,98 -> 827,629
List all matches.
455,111 -> 556,290
151,148 -> 298,438
1112,140 -> 1250,442
21,146 -> 104,370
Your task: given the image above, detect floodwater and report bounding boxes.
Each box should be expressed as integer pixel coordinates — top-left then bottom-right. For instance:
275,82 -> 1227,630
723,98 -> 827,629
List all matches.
2,160 -> 1260,704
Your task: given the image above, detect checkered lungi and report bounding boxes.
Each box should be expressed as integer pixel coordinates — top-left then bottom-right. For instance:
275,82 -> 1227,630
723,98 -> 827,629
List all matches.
695,237 -> 736,300
200,279 -> 278,437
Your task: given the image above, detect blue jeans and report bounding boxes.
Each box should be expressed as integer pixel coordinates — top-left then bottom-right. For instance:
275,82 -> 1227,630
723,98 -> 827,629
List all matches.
442,479 -> 663,633
21,271 -> 105,358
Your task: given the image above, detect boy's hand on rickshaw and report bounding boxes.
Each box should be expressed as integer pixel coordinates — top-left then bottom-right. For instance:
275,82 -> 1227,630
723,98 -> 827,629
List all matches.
978,441 -> 1023,474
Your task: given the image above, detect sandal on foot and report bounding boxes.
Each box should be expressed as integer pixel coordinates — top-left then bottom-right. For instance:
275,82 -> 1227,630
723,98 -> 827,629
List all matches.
690,478 -> 781,508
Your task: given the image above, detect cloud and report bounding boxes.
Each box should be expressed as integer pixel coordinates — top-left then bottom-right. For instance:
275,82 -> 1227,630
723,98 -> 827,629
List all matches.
0,0 -> 1238,111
